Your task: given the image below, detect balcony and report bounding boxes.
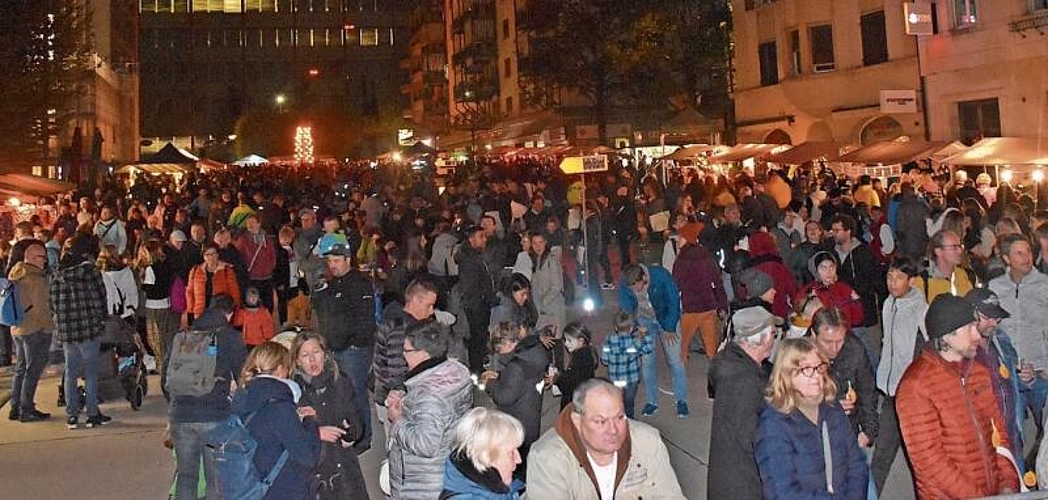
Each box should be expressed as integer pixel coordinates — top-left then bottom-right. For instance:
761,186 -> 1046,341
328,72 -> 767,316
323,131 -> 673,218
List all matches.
423,70 -> 446,86
451,41 -> 495,66
454,80 -> 497,102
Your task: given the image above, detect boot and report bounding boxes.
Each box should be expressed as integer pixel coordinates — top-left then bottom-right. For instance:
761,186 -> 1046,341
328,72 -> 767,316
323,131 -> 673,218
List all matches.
56,383 -> 66,408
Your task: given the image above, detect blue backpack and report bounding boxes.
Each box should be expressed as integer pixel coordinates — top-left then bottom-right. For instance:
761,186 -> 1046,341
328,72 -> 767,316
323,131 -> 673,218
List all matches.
0,278 -> 26,326
207,402 -> 289,500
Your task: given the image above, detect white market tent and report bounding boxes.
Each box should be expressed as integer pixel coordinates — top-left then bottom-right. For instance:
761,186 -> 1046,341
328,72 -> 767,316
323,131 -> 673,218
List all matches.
233,154 -> 269,166
941,137 -> 1048,167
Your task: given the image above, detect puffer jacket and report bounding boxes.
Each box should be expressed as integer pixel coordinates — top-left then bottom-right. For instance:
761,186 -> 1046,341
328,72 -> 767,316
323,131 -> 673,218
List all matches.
897,349 -> 1019,498
439,453 -> 524,500
50,260 -> 108,343
989,269 -> 1048,370
185,263 -> 241,316
526,406 -> 685,500
755,402 -> 869,499
487,335 -> 550,445
672,242 -> 726,314
529,247 -> 565,335
9,261 -> 53,336
877,287 -> 928,396
389,357 -> 474,500
373,303 -> 418,405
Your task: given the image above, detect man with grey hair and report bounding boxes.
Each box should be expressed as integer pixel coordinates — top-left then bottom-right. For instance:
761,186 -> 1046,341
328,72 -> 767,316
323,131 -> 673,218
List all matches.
707,306 -> 778,499
527,378 -> 685,499
386,321 -> 473,500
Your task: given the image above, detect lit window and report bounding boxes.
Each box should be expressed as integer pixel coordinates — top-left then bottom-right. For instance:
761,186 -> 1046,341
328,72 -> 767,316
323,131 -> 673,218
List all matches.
223,0 -> 242,12
389,27 -> 394,46
954,0 -> 977,26
174,0 -> 188,12
360,28 -> 379,46
31,166 -> 43,177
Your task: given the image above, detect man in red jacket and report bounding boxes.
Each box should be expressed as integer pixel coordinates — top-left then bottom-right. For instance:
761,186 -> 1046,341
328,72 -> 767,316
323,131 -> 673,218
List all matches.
671,222 -> 727,361
235,215 -> 276,311
897,294 -> 1019,498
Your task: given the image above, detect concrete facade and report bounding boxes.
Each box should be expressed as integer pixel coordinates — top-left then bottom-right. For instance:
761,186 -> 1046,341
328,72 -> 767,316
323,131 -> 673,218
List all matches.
920,1 -> 1048,142
731,0 -> 924,146
401,0 -> 449,136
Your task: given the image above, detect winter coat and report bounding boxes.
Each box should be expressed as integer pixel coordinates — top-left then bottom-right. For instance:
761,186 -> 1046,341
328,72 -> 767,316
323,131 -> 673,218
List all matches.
9,262 -> 53,336
877,287 -> 928,396
618,264 -> 681,333
977,334 -> 1025,477
897,349 -> 1019,498
428,231 -> 461,278
707,342 -> 768,500
294,366 -> 368,500
231,376 -> 321,500
835,239 -> 885,328
185,263 -> 241,316
913,265 -> 978,303
989,269 -> 1048,370
554,345 -> 596,410
748,232 -> 798,318
50,260 -> 108,343
235,231 -> 277,280
529,248 -> 566,335
487,335 -> 550,446
672,243 -> 727,314
233,306 -> 275,346
102,266 -> 139,319
310,269 -> 378,351
93,218 -> 127,255
488,293 -> 537,332
795,281 -> 865,327
141,258 -> 173,308
526,406 -> 685,500
389,357 -> 474,500
164,308 -> 248,422
755,402 -> 869,499
439,453 -> 524,500
456,243 -> 496,313
896,193 -> 930,260
373,303 -> 419,405
825,333 -> 879,439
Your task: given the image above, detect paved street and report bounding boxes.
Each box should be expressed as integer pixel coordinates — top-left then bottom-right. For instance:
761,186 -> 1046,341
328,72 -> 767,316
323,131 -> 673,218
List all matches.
0,290 -> 918,499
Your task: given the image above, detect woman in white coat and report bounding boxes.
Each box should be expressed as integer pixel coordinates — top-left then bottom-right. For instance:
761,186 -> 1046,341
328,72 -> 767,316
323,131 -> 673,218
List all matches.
527,233 -> 565,337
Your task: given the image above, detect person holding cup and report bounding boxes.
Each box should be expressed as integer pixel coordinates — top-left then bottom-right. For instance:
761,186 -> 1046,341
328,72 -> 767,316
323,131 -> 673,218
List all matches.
808,306 -> 878,449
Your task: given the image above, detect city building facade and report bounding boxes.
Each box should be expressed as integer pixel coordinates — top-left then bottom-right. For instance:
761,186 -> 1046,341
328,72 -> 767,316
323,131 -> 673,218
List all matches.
401,0 -> 449,137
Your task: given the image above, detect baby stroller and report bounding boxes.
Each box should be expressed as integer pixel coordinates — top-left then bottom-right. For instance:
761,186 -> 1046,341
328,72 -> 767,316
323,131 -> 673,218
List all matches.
98,314 -> 150,410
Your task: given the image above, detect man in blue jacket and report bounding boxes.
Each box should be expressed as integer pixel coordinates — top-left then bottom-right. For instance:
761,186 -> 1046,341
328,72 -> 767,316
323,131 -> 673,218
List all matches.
619,264 -> 689,418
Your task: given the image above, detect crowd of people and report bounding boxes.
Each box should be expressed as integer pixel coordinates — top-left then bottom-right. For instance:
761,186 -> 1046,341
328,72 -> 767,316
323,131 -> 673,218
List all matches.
4,153 -> 1048,499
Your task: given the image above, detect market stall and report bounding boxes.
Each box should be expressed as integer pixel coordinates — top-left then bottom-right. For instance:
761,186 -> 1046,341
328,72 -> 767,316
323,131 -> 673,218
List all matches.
833,139 -> 955,179
0,174 -> 74,240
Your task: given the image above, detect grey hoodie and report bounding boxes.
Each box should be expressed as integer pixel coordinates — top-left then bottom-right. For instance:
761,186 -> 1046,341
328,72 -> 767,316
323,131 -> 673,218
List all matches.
877,287 -> 928,396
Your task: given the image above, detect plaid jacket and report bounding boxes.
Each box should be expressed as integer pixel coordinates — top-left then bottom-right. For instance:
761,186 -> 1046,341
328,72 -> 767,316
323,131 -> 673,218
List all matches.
601,331 -> 653,385
49,261 -> 108,343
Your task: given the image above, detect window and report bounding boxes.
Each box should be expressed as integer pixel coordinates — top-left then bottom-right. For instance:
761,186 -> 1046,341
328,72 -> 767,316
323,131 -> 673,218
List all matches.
789,30 -> 801,75
360,28 -> 379,46
958,98 -> 1001,144
954,0 -> 977,27
502,19 -> 510,40
504,57 -> 512,78
861,11 -> 888,66
758,40 -> 778,86
1034,0 -> 1048,11
173,0 -> 188,12
809,25 -> 835,72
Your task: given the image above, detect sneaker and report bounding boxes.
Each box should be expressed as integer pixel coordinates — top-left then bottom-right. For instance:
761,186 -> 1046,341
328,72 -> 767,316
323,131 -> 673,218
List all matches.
676,401 -> 690,419
85,413 -> 112,428
66,416 -> 78,429
19,409 -> 51,422
8,408 -> 19,421
641,404 -> 659,417
600,283 -> 615,290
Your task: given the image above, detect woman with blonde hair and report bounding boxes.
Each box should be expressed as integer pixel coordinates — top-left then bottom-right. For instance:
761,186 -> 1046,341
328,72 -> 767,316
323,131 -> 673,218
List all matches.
135,239 -> 176,371
755,337 -> 868,499
230,342 -> 321,500
440,407 -> 526,499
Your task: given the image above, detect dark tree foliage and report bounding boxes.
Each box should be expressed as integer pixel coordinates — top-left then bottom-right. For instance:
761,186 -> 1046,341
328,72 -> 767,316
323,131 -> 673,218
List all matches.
0,0 -> 93,171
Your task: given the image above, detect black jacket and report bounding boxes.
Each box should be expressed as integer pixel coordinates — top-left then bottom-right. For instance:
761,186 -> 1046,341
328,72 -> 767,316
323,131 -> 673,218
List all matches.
294,367 -> 368,499
836,241 -> 886,328
824,333 -> 879,440
707,342 -> 768,500
311,270 -> 377,351
487,335 -> 550,445
455,243 -> 495,313
554,345 -> 596,410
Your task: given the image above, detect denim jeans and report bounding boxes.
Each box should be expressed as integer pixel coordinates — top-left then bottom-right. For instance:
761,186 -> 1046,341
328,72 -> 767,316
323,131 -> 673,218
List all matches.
621,381 -> 639,419
64,337 -> 101,418
1020,375 -> 1048,433
638,317 -> 688,407
332,345 -> 373,450
11,331 -> 52,413
170,421 -> 220,500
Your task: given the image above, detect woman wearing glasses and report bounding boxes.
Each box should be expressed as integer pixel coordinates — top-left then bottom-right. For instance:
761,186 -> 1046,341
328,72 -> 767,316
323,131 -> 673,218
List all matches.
755,337 -> 869,499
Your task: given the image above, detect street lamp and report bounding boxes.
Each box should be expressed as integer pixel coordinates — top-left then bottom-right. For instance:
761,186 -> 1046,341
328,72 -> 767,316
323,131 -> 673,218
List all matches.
275,94 -> 287,113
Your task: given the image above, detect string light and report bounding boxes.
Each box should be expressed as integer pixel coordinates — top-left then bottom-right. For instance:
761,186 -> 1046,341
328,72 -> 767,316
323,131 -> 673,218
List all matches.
294,126 -> 315,164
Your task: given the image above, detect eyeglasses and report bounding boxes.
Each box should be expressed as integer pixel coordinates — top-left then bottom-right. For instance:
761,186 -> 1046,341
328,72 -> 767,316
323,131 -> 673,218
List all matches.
796,362 -> 829,378
938,244 -> 965,251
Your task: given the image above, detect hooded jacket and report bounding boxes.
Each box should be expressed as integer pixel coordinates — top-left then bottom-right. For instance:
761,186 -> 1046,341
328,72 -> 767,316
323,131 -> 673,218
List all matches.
487,335 -> 550,445
526,406 -> 685,500
835,237 -> 885,328
294,366 -> 368,499
897,349 -> 1019,498
9,261 -> 53,336
389,357 -> 474,500
439,453 -> 524,500
989,268 -> 1048,370
877,287 -> 928,396
50,260 -> 108,343
747,232 -> 798,318
164,308 -> 248,423
618,265 -> 681,333
671,242 -> 726,314
707,342 -> 768,500
231,376 -> 321,500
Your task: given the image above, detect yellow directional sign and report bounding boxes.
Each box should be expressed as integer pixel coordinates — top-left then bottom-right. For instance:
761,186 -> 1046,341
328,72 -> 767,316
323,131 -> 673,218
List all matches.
559,155 -> 609,174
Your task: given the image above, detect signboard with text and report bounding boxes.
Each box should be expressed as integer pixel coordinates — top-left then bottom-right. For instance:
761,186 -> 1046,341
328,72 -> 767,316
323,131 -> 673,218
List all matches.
904,2 -> 934,35
880,90 -> 919,114
559,155 -> 609,175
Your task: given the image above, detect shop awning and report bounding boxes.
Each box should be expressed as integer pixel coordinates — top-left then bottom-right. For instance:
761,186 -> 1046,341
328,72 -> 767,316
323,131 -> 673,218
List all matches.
115,163 -> 190,175
836,140 -> 950,166
233,154 -> 268,166
708,144 -> 789,163
765,142 -> 850,165
941,137 -> 1048,166
0,174 -> 75,200
659,145 -> 723,161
